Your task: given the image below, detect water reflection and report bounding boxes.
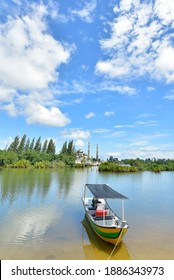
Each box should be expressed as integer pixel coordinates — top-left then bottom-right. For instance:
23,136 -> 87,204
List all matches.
0,169 -> 52,204
1,168 -> 174,259
55,168 -> 76,198
82,215 -> 130,260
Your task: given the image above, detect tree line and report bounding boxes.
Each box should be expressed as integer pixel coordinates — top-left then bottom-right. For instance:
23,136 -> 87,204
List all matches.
99,156 -> 174,172
7,135 -> 56,154
0,134 -> 76,168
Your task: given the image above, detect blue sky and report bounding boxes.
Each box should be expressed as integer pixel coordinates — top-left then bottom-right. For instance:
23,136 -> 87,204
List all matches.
0,0 -> 174,159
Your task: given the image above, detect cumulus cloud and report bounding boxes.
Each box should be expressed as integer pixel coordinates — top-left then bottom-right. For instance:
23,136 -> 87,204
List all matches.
0,86 -> 17,102
26,104 -> 70,127
0,3 -> 73,126
0,9 -> 70,90
96,0 -> 174,83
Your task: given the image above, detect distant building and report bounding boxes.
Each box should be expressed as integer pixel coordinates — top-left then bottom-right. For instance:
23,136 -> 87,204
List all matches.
75,149 -> 88,164
75,143 -> 100,165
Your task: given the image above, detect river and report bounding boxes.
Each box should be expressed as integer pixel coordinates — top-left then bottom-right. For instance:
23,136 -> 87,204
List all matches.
0,167 -> 174,260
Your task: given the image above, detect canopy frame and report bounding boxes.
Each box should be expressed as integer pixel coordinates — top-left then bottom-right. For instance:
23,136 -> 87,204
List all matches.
83,184 -> 128,222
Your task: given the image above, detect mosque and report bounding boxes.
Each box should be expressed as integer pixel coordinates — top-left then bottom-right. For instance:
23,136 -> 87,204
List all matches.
75,143 -> 99,165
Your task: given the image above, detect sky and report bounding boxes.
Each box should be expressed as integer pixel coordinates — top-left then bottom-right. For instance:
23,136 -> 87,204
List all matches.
0,0 -> 174,160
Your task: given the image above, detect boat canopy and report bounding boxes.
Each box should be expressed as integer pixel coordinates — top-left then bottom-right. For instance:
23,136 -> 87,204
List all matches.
86,184 -> 128,200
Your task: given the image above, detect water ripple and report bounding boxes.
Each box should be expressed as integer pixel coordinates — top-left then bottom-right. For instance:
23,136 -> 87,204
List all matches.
0,205 -> 58,245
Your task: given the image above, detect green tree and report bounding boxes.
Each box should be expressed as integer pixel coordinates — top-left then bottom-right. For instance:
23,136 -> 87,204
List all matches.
60,141 -> 67,154
8,135 -> 20,152
34,136 -> 42,152
67,140 -> 75,155
18,134 -> 27,153
24,150 -> 42,164
25,138 -> 30,151
29,138 -> 35,150
47,139 -> 56,154
2,150 -> 19,165
42,139 -> 48,153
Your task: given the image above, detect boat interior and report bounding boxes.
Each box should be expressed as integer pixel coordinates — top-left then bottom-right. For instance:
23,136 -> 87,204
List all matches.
83,197 -> 126,228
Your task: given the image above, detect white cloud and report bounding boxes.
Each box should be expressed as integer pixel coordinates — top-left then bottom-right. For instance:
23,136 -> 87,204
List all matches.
61,129 -> 91,139
113,85 -> 137,96
164,93 -> 174,100
56,79 -> 137,97
0,85 -> 17,102
75,139 -> 86,148
108,141 -> 174,159
136,113 -> 155,118
155,46 -> 174,82
135,120 -> 158,127
96,0 -> 174,83
0,3 -> 73,127
146,86 -> 155,91
12,0 -> 21,5
96,59 -> 130,78
71,0 -> 97,23
0,13 -> 71,90
1,103 -> 18,117
0,136 -> 13,149
104,131 -> 127,138
108,152 -> 121,158
26,104 -> 70,127
104,111 -> 115,117
130,140 -> 149,146
108,147 -> 174,160
92,128 -> 111,133
154,0 -> 174,25
115,124 -> 135,128
85,112 -> 95,119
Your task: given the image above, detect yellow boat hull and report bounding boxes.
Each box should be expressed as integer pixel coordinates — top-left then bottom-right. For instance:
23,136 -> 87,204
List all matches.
86,214 -> 128,245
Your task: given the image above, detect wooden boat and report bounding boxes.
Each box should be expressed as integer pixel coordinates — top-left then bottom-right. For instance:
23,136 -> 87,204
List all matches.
82,215 -> 131,260
82,184 -> 129,245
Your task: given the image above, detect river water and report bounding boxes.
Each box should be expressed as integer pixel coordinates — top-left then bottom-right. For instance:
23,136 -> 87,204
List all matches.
0,167 -> 174,260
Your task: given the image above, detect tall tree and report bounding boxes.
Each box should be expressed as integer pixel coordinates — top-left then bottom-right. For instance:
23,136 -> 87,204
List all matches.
47,139 -> 56,155
25,138 -> 30,151
8,135 -> 20,152
42,139 -> 48,153
67,140 -> 75,155
18,134 -> 27,153
34,136 -> 42,152
29,138 -> 35,150
60,141 -> 67,154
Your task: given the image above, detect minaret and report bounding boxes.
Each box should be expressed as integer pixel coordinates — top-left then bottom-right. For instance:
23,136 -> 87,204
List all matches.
88,142 -> 90,160
96,144 -> 98,161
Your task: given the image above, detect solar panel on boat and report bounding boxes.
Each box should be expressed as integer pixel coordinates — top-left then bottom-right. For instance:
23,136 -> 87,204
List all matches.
86,184 -> 128,199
